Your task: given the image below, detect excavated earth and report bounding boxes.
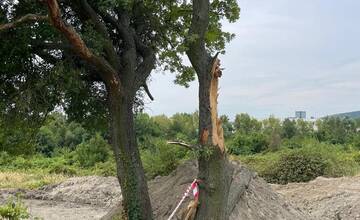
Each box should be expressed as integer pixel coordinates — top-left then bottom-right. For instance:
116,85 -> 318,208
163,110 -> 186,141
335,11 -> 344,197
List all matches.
0,161 -> 359,220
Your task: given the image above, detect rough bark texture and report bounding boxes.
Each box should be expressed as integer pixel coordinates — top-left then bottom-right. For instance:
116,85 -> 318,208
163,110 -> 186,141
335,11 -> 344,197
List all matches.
45,1 -> 155,219
186,0 -> 233,219
108,85 -> 152,220
195,57 -> 233,220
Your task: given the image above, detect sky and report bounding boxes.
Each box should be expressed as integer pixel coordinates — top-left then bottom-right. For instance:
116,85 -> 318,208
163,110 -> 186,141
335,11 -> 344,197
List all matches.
145,0 -> 360,120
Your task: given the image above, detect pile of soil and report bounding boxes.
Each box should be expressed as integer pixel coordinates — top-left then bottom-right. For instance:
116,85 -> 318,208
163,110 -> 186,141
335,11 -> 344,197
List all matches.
0,161 -> 308,220
2,161 -> 360,219
272,175 -> 360,220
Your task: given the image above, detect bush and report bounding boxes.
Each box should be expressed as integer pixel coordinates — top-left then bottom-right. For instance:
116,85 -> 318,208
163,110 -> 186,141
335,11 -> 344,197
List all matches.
351,134 -> 360,150
74,133 -> 111,168
141,139 -> 187,179
263,150 -> 327,184
49,164 -> 77,176
92,159 -> 117,176
0,197 -> 29,220
228,133 -> 268,155
0,151 -> 12,166
239,141 -> 360,184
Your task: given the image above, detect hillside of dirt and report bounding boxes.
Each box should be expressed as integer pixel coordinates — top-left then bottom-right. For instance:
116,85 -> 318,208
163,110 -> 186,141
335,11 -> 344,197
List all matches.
1,161 -> 360,220
272,175 -> 360,220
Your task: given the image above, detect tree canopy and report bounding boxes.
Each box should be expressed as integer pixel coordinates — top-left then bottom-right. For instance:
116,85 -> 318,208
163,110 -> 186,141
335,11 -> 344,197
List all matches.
0,0 -> 239,127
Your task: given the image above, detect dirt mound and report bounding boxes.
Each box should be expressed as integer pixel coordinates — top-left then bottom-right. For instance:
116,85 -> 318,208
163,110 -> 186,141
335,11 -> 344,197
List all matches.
0,160 -> 308,220
147,160 -> 309,220
272,175 -> 360,220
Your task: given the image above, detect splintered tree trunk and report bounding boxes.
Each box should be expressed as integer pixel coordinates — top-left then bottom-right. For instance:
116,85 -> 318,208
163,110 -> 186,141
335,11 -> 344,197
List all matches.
195,58 -> 233,220
108,84 -> 153,220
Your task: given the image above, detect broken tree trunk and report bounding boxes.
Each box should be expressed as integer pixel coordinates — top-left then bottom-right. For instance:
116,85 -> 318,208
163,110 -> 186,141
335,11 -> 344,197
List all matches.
194,56 -> 234,220
185,0 -> 234,219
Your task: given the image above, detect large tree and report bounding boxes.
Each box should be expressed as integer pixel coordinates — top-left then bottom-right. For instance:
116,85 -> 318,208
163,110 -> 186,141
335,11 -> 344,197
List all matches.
1,0 -> 239,219
185,0 -> 239,219
1,0 -> 155,218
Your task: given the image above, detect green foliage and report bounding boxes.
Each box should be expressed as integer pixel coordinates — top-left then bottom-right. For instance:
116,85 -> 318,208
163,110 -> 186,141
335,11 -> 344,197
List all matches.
263,150 -> 327,184
74,133 -> 111,168
233,113 -> 261,135
220,115 -> 233,138
0,196 -> 29,220
36,113 -> 89,156
92,159 -> 117,176
240,140 -> 360,184
228,133 -> 268,155
316,117 -> 356,144
168,112 -> 198,142
0,117 -> 37,156
281,119 -> 297,139
141,139 -> 187,179
48,164 -> 77,176
351,133 -> 360,150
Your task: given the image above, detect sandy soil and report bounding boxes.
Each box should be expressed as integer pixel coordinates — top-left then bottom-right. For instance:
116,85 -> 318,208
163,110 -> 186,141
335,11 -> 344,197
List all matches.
272,175 -> 360,220
1,162 -> 359,220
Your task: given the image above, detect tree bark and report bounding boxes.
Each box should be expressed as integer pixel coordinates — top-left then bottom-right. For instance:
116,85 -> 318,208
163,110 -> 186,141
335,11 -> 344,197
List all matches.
185,0 -> 234,219
194,58 -> 233,220
108,83 -> 153,220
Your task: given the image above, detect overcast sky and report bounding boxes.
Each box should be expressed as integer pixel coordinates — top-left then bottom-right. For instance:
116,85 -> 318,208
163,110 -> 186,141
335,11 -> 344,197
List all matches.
145,0 -> 360,119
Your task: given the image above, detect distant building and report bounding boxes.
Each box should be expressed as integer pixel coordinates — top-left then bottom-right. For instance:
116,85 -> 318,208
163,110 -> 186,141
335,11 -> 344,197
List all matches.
295,111 -> 306,119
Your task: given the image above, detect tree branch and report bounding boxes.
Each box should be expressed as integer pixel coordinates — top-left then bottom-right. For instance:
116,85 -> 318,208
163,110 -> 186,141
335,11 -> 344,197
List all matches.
46,0 -> 120,89
0,14 -> 48,32
134,34 -> 155,86
98,10 -> 135,48
142,84 -> 154,101
77,0 -> 121,71
167,141 -> 196,150
186,0 -> 212,74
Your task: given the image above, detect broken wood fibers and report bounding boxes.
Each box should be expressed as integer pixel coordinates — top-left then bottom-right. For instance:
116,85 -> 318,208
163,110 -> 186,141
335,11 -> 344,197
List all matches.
209,58 -> 225,153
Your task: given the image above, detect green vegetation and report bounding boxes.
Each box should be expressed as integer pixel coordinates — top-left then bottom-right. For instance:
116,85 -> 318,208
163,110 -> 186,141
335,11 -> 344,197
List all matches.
0,112 -> 197,188
1,111 -> 360,187
0,196 -> 30,220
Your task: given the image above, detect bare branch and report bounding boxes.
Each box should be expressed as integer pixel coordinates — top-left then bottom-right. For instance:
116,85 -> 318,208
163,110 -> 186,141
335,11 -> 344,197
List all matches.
0,14 -> 48,32
167,141 -> 196,150
142,84 -> 154,101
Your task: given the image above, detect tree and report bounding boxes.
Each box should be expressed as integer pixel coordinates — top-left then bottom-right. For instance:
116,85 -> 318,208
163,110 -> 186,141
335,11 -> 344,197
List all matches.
316,117 -> 356,144
1,0 -> 239,218
296,119 -> 314,137
185,0 -> 240,219
281,118 -> 297,139
220,115 -> 233,139
234,113 -> 262,134
1,0 -> 156,218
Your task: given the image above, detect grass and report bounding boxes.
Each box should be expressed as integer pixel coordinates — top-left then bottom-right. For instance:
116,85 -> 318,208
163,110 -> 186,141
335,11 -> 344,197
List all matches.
0,171 -> 67,189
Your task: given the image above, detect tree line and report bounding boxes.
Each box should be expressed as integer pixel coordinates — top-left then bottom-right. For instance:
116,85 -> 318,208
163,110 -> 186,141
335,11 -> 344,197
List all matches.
2,111 -> 359,159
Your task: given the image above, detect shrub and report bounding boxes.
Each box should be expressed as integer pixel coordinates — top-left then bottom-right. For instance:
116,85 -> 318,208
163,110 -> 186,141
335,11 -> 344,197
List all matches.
351,134 -> 360,150
240,141 -> 360,184
92,159 -> 117,176
74,133 -> 111,168
228,133 -> 268,155
141,139 -> 187,179
49,164 -> 77,176
263,150 -> 327,184
0,151 -> 12,166
0,197 -> 29,220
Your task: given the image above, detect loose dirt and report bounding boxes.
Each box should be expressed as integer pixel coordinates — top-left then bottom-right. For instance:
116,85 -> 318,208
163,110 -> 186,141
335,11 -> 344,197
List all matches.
1,161 -> 359,220
272,175 -> 360,220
